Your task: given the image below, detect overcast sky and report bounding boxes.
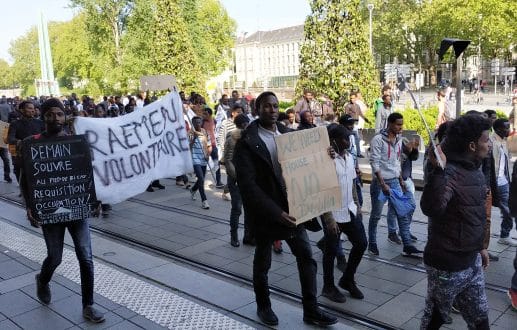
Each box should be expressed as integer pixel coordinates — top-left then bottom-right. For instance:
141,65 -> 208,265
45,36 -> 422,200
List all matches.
0,0 -> 310,63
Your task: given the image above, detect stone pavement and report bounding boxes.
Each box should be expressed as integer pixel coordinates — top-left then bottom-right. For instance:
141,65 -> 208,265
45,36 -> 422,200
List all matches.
2,164 -> 516,329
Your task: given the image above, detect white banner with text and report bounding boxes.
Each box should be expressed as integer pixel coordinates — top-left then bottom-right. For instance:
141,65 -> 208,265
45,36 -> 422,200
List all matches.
74,92 -> 193,204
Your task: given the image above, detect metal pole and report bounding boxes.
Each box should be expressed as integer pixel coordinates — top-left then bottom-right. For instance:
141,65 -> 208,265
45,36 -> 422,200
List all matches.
456,53 -> 462,118
397,69 -> 444,169
243,32 -> 248,92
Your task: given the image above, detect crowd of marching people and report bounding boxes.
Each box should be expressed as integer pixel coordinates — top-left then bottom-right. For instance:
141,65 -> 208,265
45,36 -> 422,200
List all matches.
1,85 -> 517,328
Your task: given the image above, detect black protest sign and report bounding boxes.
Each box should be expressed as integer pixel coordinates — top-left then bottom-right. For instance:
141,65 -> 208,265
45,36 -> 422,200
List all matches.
22,135 -> 97,225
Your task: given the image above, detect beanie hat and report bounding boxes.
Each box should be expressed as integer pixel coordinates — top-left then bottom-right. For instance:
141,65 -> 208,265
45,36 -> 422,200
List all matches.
41,98 -> 65,117
234,114 -> 250,128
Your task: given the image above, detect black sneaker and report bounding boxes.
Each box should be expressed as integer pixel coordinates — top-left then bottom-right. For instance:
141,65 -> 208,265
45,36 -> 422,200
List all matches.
303,308 -> 338,326
388,232 -> 402,245
257,306 -> 278,326
338,279 -> 364,299
321,285 -> 346,303
402,245 -> 423,257
336,255 -> 347,272
368,243 -> 379,256
215,183 -> 225,189
83,305 -> 105,323
152,182 -> 165,189
146,185 -> 154,192
35,274 -> 51,305
410,233 -> 418,242
4,176 -> 12,183
242,237 -> 256,246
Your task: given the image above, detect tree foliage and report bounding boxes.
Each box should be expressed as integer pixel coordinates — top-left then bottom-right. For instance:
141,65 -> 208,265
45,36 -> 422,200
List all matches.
148,0 -> 204,91
0,59 -> 13,89
298,0 -> 379,108
367,0 -> 517,85
5,0 -> 236,96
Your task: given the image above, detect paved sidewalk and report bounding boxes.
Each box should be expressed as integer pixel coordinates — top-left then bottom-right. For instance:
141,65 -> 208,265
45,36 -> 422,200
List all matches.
0,245 -> 168,330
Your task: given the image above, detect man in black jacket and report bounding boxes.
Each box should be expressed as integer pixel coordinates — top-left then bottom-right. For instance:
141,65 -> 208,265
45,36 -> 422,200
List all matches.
420,115 -> 491,329
7,100 -> 44,182
234,91 -> 337,327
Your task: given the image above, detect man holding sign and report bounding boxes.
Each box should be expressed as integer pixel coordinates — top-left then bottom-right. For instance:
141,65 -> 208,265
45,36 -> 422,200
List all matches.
234,91 -> 337,327
19,98 -> 105,323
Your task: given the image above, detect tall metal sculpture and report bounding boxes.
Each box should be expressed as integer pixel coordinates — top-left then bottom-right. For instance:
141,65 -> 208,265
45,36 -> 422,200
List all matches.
36,12 -> 60,96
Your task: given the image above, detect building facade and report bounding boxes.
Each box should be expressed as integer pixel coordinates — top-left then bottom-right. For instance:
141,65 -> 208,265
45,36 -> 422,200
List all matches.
234,25 -> 304,90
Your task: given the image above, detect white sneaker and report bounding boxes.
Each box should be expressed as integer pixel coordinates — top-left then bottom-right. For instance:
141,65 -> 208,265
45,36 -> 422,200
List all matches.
498,237 -> 517,247
222,192 -> 231,201
202,200 -> 210,209
189,188 -> 197,200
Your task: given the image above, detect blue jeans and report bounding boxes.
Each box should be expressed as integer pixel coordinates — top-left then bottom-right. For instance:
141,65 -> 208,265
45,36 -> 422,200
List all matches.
40,219 -> 94,307
253,226 -> 317,312
0,147 -> 10,178
498,184 -> 516,238
192,164 -> 207,201
209,146 -> 222,185
368,178 -> 413,246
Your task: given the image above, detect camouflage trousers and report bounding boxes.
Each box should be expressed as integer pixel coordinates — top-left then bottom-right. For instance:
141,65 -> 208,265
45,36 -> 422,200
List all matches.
420,254 -> 489,330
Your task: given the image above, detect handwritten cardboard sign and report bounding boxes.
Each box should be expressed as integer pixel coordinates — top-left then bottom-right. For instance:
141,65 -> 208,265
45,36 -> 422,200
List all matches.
74,92 -> 193,204
22,135 -> 97,225
0,121 -> 8,148
275,126 -> 342,224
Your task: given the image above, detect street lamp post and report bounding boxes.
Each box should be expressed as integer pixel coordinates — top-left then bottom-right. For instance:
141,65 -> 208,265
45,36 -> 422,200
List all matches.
242,32 -> 248,92
367,4 -> 374,53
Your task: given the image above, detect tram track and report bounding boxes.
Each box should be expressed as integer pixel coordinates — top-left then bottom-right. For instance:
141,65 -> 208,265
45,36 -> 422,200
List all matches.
0,194 -> 393,330
128,197 -> 510,293
0,194 -> 509,328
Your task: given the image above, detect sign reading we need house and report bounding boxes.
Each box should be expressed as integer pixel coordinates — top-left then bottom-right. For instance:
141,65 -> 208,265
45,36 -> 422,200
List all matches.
275,126 -> 342,225
22,135 -> 97,225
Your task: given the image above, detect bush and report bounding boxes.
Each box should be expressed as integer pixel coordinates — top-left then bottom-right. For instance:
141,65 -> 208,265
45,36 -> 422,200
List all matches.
279,100 -> 294,112
496,110 -> 508,119
363,105 -> 438,144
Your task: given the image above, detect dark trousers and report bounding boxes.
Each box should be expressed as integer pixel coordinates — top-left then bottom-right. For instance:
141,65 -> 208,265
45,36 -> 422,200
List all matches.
12,155 -> 21,183
227,176 -> 243,233
323,213 -> 367,286
253,226 -> 317,312
40,219 -> 94,307
192,164 -> 207,201
0,147 -> 10,178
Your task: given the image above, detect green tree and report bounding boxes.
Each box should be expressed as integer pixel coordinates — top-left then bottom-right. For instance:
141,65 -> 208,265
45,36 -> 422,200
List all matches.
298,0 -> 379,108
369,0 -> 517,86
49,14 -> 97,92
196,0 -> 236,77
0,59 -> 13,89
148,0 -> 204,91
8,27 -> 39,95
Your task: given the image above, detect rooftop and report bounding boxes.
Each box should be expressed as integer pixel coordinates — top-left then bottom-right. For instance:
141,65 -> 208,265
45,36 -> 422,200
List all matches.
238,25 -> 304,45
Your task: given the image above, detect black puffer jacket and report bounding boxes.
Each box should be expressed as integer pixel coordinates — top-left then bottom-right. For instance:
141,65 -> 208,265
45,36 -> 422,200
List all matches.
421,155 -> 486,272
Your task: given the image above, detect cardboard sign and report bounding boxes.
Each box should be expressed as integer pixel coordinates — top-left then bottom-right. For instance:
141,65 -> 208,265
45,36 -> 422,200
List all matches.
22,135 -> 97,225
275,126 -> 342,224
74,92 -> 193,204
140,75 -> 177,92
0,121 -> 8,148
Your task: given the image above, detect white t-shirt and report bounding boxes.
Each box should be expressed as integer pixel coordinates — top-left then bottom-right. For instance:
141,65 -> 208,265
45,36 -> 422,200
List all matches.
497,145 -> 508,186
332,153 -> 357,223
